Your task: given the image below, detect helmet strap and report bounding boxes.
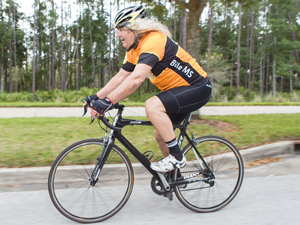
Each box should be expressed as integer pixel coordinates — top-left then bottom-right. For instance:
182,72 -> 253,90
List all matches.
127,31 -> 139,51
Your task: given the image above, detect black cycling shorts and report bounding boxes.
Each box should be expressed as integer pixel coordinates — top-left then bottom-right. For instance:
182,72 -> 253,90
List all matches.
157,76 -> 212,125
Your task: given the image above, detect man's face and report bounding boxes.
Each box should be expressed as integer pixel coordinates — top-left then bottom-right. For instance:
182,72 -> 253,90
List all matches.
116,27 -> 135,49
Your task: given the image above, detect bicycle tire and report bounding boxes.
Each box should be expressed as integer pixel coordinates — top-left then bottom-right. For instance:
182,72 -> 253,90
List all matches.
48,139 -> 134,223
174,135 -> 244,213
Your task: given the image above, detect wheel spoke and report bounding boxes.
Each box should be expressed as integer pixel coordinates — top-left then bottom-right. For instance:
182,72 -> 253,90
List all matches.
48,139 -> 133,223
174,136 -> 244,212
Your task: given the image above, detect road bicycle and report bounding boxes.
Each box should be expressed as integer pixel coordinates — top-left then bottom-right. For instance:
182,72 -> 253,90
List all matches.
48,103 -> 244,223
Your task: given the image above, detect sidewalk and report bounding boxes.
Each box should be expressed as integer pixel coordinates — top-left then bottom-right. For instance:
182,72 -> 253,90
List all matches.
0,106 -> 300,118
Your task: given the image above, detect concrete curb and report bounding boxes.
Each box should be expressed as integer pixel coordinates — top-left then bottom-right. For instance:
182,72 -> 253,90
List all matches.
0,141 -> 296,186
240,141 -> 295,163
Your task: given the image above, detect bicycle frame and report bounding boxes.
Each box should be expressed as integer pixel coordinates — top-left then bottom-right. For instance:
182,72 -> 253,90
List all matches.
93,104 -> 213,190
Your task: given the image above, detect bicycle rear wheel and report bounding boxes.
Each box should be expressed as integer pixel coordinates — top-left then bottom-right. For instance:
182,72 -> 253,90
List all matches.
48,139 -> 134,223
174,135 -> 244,212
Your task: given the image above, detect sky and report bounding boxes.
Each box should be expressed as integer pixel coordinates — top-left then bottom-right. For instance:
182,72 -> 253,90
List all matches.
13,0 -> 137,32
11,0 -> 209,36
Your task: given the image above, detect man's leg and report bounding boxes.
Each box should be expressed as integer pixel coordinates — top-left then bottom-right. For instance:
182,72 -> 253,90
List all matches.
145,96 -> 175,144
145,96 -> 186,172
154,130 -> 169,158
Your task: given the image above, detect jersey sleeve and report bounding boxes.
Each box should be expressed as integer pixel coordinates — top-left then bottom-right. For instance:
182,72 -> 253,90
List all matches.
121,52 -> 135,72
137,33 -> 165,67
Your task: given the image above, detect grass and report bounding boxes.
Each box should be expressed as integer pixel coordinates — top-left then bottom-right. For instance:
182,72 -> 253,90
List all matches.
0,114 -> 299,168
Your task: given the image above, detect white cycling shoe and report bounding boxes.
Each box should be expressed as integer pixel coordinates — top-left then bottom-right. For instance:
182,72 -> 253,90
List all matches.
151,154 -> 186,173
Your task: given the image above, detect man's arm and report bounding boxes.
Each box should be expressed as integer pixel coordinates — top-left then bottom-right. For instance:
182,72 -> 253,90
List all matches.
107,63 -> 152,103
88,63 -> 151,118
96,68 -> 132,99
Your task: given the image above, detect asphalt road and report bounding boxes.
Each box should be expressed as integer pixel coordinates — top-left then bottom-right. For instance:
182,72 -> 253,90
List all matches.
1,153 -> 300,225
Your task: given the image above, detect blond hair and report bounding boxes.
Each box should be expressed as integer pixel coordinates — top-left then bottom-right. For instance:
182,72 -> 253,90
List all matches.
125,17 -> 172,40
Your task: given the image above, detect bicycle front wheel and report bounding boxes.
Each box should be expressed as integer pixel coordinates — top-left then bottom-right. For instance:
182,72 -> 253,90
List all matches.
48,139 -> 134,223
174,135 -> 244,213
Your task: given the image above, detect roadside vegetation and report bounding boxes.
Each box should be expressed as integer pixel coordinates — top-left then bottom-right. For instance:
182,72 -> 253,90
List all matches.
1,87 -> 300,107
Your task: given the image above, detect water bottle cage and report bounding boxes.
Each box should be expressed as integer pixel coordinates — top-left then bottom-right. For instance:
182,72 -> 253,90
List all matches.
142,151 -> 154,161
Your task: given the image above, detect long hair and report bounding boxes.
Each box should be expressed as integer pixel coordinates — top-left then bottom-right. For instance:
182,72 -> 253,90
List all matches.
125,17 -> 172,40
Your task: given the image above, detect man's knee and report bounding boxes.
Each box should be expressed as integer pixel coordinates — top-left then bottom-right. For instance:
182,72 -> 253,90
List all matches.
145,96 -> 165,115
145,96 -> 159,115
145,97 -> 153,114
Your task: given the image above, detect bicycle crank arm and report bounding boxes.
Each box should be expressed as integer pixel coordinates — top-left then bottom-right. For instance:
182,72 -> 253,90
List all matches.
157,172 -> 171,192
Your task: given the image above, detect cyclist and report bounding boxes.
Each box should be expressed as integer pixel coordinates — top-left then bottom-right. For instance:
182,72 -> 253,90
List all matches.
84,5 -> 212,173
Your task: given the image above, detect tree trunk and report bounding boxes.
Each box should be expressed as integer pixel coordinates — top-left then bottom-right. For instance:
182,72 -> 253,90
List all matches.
272,36 -> 277,97
290,62 -> 293,93
60,0 -> 64,91
266,44 -> 270,94
64,31 -> 69,91
287,11 -> 300,78
236,4 -> 242,96
0,1 -> 3,93
174,0 -> 208,61
174,0 -> 207,120
48,33 -> 51,90
87,2 -> 96,87
108,2 -> 112,81
259,58 -> 263,96
173,5 -> 176,41
179,11 -> 187,50
100,0 -> 105,88
32,0 -> 38,100
13,5 -> 17,92
207,3 -> 214,58
0,44 -> 3,93
248,7 -> 254,91
245,9 -> 250,89
78,26 -> 82,90
51,0 -> 56,90
8,5 -> 13,93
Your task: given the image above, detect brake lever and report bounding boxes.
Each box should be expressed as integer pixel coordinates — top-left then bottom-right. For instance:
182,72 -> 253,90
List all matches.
90,117 -> 95,124
83,104 -> 88,117
82,100 -> 97,124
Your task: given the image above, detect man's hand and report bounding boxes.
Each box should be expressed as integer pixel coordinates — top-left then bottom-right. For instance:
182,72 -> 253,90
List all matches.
83,94 -> 99,106
91,97 -> 113,116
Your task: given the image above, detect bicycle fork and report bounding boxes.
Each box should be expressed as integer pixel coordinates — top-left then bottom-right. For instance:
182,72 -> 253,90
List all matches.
89,132 -> 114,186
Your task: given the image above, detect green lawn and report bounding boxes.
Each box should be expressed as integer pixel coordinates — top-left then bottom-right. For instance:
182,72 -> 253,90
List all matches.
0,114 -> 299,168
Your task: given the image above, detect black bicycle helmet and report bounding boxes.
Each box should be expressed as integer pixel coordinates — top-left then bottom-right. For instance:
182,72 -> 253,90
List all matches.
114,5 -> 146,28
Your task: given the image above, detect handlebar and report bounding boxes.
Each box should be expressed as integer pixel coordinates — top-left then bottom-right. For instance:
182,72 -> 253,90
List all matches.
99,115 -> 122,131
82,100 -> 122,131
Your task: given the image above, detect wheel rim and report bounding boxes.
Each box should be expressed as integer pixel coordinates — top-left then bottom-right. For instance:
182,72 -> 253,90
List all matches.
48,141 -> 133,222
174,136 -> 244,212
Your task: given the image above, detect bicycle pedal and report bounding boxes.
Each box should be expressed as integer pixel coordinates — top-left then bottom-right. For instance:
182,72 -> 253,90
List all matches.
163,192 -> 173,201
142,151 -> 154,161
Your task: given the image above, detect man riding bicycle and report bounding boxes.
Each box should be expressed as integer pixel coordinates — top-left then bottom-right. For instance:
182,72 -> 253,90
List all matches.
84,5 -> 212,173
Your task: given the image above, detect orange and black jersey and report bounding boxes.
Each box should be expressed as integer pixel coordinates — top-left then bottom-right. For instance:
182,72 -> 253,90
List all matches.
122,31 -> 207,92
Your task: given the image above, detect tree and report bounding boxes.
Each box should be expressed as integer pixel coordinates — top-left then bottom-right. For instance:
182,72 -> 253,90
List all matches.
207,1 -> 214,58
60,0 -> 64,91
87,1 -> 96,87
174,0 -> 208,60
8,0 -> 12,93
0,0 -> 5,93
236,3 -> 242,96
32,0 -> 38,100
